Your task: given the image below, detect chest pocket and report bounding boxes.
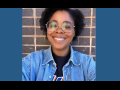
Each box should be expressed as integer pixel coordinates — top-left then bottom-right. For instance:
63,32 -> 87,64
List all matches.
66,63 -> 85,81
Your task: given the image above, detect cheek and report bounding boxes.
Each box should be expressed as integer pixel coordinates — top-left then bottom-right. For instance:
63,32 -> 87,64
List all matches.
47,31 -> 53,42
67,31 -> 75,39
64,33 -> 75,43
47,31 -> 52,37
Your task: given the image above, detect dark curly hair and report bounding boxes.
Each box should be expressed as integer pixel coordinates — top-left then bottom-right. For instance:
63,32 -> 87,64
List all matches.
39,8 -> 85,40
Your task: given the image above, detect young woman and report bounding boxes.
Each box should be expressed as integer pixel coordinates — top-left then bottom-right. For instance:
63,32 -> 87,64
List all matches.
22,8 -> 96,81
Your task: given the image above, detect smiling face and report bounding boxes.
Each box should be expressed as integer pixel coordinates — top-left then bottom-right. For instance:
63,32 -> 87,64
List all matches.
47,10 -> 75,51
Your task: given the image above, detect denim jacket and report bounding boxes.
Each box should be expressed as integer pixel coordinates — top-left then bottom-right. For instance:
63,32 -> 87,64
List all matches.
22,45 -> 96,81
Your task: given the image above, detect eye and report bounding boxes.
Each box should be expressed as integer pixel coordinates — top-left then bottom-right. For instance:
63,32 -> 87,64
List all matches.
49,21 -> 58,28
65,25 -> 71,29
62,25 -> 72,30
50,24 -> 57,28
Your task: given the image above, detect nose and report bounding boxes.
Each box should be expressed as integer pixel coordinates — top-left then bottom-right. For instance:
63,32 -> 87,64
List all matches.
55,25 -> 64,33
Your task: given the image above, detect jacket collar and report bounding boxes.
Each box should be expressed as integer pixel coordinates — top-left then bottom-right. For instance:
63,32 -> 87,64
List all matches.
69,45 -> 80,66
42,45 -> 54,65
42,45 -> 80,66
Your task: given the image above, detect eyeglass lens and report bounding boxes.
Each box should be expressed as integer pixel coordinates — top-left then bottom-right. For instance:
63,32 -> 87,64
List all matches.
46,21 -> 74,33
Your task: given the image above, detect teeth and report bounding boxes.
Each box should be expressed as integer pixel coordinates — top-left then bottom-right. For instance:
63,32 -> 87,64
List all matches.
54,38 -> 64,40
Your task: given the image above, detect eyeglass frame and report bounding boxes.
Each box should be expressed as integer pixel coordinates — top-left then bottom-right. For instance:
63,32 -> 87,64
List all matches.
45,20 -> 75,33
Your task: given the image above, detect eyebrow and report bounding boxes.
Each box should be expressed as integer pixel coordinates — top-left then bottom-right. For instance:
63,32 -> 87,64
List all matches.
50,20 -> 57,22
50,20 -> 73,25
63,21 -> 73,25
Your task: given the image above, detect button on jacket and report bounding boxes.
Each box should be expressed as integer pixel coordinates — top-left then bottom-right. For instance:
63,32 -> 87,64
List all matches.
22,45 -> 96,81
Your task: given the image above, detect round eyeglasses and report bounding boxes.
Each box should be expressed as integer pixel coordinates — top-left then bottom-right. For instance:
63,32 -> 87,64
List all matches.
46,20 -> 75,33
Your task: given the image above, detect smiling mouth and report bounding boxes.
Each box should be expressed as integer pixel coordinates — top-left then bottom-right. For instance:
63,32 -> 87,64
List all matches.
52,36 -> 66,42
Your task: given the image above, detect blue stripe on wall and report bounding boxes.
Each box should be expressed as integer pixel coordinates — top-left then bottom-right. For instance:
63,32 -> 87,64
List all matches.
96,8 -> 120,81
0,8 -> 22,81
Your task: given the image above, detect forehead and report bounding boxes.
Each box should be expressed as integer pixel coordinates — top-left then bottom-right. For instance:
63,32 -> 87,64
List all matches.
49,10 -> 74,24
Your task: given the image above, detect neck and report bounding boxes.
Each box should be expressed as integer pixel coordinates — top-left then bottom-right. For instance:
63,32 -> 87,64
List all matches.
52,46 -> 70,57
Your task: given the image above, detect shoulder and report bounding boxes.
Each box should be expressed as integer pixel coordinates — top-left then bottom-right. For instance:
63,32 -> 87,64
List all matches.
73,50 -> 94,62
22,49 -> 46,66
73,50 -> 96,81
73,50 -> 95,69
22,50 -> 42,60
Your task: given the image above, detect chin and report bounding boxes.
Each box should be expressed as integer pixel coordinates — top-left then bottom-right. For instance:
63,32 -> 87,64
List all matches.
52,44 -> 65,51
